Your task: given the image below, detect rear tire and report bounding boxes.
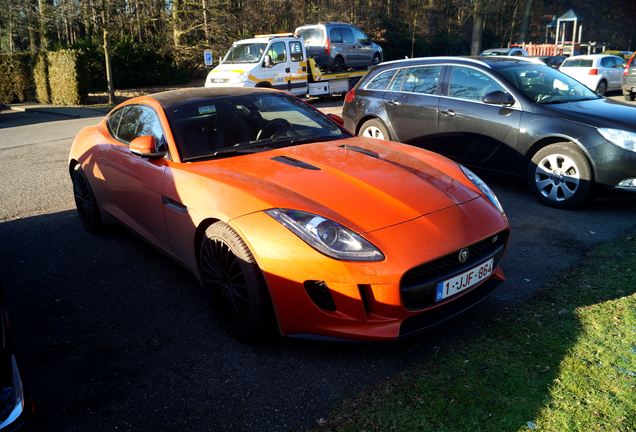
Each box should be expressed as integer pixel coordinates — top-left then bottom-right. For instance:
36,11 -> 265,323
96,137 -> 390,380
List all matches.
359,118 -> 390,140
332,56 -> 345,73
596,80 -> 607,96
71,164 -> 103,232
527,143 -> 592,209
199,222 -> 274,340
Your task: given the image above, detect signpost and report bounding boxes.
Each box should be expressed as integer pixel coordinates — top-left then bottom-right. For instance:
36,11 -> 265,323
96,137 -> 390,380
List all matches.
204,50 -> 214,67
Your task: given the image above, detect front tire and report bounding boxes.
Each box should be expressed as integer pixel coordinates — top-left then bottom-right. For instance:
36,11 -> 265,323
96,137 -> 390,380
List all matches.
199,222 -> 274,340
625,92 -> 635,101
372,53 -> 381,66
71,164 -> 103,232
527,143 -> 593,209
359,118 -> 390,140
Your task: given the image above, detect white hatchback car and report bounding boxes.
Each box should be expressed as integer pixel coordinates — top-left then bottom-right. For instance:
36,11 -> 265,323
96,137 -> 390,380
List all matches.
559,54 -> 626,95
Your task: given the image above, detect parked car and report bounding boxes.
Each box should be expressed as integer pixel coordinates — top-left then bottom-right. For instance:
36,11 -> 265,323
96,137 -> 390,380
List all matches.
294,22 -> 383,71
622,52 -> 636,101
342,56 -> 636,209
536,55 -> 567,68
480,47 -> 528,56
0,286 -> 29,430
559,54 -> 625,95
69,87 -> 510,341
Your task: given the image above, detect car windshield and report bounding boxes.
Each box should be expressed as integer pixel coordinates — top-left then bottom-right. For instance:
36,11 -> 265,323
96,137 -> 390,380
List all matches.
222,43 -> 267,64
166,93 -> 350,161
498,64 -> 600,104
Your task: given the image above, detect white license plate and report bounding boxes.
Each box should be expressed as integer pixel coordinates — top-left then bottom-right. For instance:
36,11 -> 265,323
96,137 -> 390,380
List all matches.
435,258 -> 494,302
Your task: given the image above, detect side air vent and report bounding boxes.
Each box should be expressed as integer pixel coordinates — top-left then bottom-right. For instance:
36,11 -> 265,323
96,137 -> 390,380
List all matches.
271,155 -> 320,170
339,144 -> 380,159
304,280 -> 336,312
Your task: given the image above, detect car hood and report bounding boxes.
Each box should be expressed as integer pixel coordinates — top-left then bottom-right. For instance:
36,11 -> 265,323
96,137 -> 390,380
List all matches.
185,137 -> 481,233
541,98 -> 636,130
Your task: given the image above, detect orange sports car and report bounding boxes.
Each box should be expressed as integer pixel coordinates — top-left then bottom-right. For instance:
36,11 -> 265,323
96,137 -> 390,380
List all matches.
69,88 -> 510,341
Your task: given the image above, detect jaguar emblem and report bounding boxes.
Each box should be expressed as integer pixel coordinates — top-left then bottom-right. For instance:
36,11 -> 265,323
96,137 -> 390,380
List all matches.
458,248 -> 469,263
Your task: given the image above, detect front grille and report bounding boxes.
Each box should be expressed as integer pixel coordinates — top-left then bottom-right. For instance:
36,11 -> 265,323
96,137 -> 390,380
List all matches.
400,230 -> 509,310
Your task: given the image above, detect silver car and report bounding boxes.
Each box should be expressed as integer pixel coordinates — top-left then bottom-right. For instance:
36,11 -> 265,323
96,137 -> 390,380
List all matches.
294,22 -> 383,72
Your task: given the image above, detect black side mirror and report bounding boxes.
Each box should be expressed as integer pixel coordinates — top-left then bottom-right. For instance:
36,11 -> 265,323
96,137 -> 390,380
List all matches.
482,90 -> 515,106
263,55 -> 273,68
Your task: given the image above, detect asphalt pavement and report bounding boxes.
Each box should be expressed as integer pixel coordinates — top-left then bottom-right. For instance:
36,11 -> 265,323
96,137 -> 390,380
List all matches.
0,99 -> 635,431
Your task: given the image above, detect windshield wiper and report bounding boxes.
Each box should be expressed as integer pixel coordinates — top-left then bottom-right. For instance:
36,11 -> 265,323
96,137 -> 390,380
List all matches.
183,135 -> 345,162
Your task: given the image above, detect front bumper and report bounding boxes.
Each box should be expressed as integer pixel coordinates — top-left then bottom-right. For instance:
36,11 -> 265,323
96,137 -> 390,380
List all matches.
587,139 -> 636,190
230,196 -> 509,341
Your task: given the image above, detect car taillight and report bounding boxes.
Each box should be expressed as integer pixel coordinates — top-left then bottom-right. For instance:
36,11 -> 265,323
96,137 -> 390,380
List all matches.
325,38 -> 331,55
588,68 -> 598,75
344,88 -> 355,103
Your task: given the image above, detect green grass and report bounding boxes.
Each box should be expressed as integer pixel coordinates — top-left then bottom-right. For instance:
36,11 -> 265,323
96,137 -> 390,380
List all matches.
318,234 -> 636,432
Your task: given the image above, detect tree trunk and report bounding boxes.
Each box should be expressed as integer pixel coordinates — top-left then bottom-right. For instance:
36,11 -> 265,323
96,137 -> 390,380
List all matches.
518,0 -> 533,43
470,0 -> 484,56
102,0 -> 115,105
202,0 -> 209,43
37,0 -> 49,50
172,0 -> 181,47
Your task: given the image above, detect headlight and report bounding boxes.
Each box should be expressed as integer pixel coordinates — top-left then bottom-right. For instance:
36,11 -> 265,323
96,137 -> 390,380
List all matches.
598,128 -> 636,152
265,209 -> 384,261
460,165 -> 505,213
229,72 -> 248,84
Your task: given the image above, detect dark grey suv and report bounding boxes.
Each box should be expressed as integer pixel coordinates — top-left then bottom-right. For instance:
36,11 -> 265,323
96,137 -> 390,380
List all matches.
343,56 -> 636,208
623,53 -> 636,101
294,23 -> 383,72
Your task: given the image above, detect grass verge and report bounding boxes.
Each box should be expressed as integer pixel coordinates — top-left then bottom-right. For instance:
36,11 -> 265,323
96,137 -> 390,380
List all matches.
318,233 -> 636,432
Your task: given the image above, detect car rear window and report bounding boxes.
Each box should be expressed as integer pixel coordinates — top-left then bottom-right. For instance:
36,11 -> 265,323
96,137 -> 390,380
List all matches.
296,27 -> 324,45
561,59 -> 593,67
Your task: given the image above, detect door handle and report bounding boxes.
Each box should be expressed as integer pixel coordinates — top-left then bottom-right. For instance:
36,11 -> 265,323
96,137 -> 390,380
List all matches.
285,67 -> 290,73
441,109 -> 456,117
387,99 -> 401,106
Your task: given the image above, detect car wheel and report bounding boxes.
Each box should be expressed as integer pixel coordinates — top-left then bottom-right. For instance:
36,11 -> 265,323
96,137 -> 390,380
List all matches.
372,53 -> 381,65
332,56 -> 345,73
199,222 -> 273,340
71,164 -> 103,232
359,119 -> 390,140
596,80 -> 607,96
527,143 -> 592,209
625,92 -> 635,101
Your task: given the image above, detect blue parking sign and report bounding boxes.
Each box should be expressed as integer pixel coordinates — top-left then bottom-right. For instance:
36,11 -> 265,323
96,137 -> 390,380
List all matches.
204,50 -> 213,66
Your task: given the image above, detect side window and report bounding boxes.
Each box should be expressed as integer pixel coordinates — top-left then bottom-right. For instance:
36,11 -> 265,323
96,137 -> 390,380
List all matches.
365,69 -> 397,90
330,28 -> 343,43
448,67 -> 506,102
401,66 -> 443,95
289,41 -> 303,62
600,57 -> 612,68
614,57 -> 626,68
388,68 -> 408,92
268,42 -> 287,65
340,28 -> 354,44
107,108 -> 125,138
353,28 -> 368,44
114,105 -> 165,147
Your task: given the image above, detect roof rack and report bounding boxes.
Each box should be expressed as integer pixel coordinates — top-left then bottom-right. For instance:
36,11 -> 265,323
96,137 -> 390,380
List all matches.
253,32 -> 294,39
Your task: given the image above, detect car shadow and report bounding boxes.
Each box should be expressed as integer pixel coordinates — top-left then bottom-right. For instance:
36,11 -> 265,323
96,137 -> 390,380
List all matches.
0,107 -> 108,129
2,198 -> 635,431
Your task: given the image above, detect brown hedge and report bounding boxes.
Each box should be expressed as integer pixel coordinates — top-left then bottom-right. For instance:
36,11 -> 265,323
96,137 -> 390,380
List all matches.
47,49 -> 88,105
0,53 -> 35,104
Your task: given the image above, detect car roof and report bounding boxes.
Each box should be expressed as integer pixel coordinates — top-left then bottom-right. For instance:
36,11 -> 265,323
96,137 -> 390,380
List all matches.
375,56 -> 542,70
565,54 -> 619,59
148,87 -> 280,110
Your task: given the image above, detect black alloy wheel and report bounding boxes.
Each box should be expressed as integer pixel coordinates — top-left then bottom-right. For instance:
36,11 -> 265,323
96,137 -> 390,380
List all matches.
71,164 -> 103,232
199,222 -> 273,339
596,80 -> 607,96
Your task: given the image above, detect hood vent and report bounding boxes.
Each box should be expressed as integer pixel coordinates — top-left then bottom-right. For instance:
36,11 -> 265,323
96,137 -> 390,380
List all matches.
339,144 -> 380,159
271,155 -> 320,170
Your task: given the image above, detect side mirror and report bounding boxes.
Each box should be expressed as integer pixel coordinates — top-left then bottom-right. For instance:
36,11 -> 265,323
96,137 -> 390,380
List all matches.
263,55 -> 273,68
130,135 -> 165,159
326,113 -> 344,126
482,90 -> 515,106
